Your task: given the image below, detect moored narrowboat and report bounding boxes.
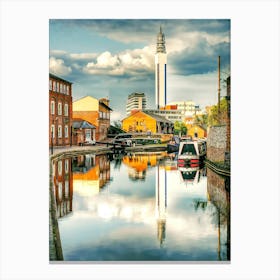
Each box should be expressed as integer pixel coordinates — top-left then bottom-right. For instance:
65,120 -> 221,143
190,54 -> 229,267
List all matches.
177,139 -> 207,166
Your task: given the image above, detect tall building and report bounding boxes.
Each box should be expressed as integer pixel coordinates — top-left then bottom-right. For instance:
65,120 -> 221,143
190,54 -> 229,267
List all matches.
126,92 -> 147,115
155,26 -> 167,109
49,73 -> 73,147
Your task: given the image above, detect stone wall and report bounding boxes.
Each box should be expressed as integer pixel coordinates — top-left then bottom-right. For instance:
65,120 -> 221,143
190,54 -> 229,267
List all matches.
207,125 -> 227,162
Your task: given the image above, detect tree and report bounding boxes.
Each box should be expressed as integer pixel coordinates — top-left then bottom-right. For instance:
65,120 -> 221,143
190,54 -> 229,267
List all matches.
194,114 -> 208,127
208,97 -> 228,126
112,120 -> 122,129
174,121 -> 187,136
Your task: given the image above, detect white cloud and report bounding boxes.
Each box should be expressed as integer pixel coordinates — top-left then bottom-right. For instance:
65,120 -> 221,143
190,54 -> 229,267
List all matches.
49,49 -> 68,56
49,57 -> 72,76
110,111 -> 122,122
83,47 -> 154,76
69,52 -> 98,60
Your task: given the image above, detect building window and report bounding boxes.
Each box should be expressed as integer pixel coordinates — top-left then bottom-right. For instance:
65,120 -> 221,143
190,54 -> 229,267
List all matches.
51,100 -> 55,115
64,104 -> 68,116
66,85 -> 69,95
58,160 -> 62,175
85,129 -> 91,141
49,80 -> 52,90
65,125 -> 68,138
65,160 -> 69,174
60,84 -> 63,93
58,125 -> 62,138
51,124 -> 55,138
58,102 -> 62,115
99,112 -> 102,119
53,81 -> 56,91
58,182 -> 63,200
65,181 -> 69,198
56,82 -> 60,92
63,85 -> 66,94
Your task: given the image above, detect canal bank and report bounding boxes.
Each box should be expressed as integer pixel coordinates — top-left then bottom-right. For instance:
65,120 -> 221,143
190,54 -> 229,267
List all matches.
49,143 -> 167,261
50,143 -> 167,160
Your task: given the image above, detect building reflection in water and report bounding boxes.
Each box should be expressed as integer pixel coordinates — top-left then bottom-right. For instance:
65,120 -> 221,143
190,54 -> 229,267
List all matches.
122,152 -> 165,181
155,165 -> 167,246
52,157 -> 73,218
122,152 -> 173,246
52,154 -> 111,218
72,154 -> 111,196
206,167 -> 230,261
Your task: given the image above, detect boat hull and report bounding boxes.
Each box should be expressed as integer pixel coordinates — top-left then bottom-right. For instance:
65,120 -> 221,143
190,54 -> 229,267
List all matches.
167,144 -> 179,153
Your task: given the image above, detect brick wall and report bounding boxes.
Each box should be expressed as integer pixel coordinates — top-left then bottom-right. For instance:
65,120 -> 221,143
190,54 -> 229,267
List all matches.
207,125 -> 226,162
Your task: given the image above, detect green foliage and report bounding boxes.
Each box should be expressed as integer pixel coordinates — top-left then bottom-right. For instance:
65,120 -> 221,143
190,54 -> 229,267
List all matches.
208,98 -> 228,126
194,114 -> 208,127
174,121 -> 187,136
112,120 -> 122,129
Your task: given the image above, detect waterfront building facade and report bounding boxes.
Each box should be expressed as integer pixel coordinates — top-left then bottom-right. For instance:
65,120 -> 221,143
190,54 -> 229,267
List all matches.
187,124 -> 207,139
126,92 -> 147,115
155,26 -> 167,109
72,96 -> 112,141
72,119 -> 96,146
49,73 -> 73,147
122,110 -> 174,134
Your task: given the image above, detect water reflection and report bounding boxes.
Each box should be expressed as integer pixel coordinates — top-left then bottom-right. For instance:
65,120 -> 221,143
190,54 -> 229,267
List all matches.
52,158 -> 73,218
207,167 -> 230,261
51,152 -> 230,261
72,154 -> 110,196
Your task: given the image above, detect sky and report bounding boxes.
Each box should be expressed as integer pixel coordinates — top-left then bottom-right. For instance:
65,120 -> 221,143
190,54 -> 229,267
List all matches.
49,19 -> 230,121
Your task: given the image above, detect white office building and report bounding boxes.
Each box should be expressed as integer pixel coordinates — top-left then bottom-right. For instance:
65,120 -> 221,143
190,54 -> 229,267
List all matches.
126,92 -> 147,115
167,101 -> 201,116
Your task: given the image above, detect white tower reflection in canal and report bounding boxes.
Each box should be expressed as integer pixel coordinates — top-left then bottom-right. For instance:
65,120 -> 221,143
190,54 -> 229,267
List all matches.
155,165 -> 167,246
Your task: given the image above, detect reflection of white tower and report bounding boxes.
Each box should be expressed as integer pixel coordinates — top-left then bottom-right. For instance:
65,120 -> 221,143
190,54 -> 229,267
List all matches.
155,26 -> 167,109
155,166 -> 167,245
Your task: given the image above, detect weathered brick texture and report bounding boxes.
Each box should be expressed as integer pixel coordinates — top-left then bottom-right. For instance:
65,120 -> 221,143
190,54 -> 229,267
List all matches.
207,125 -> 226,162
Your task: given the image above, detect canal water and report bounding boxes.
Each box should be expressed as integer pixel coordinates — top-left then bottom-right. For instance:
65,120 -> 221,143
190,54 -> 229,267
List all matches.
51,151 -> 230,262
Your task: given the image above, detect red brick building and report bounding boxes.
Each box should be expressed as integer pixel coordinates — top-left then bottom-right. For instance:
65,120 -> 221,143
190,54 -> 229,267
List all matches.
72,96 -> 112,141
49,73 -> 73,147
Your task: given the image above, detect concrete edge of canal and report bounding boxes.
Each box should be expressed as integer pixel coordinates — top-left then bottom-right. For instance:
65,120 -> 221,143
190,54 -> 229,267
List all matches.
49,144 -> 167,261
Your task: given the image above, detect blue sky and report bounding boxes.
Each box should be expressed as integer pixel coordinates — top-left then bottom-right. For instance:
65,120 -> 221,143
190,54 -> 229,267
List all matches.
49,19 -> 230,121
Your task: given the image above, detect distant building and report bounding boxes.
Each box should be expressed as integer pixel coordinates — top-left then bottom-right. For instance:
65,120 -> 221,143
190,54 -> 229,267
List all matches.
49,73 -> 73,147
187,124 -> 207,139
122,110 -> 174,134
126,92 -> 147,115
72,96 -> 112,141
167,101 -> 201,116
143,108 -> 184,123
